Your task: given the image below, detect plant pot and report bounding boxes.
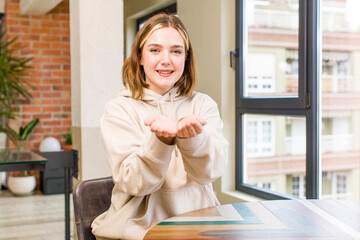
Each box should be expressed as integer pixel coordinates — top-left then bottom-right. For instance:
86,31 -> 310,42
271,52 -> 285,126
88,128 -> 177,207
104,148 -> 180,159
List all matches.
63,144 -> 72,151
17,141 -> 29,152
8,175 -> 36,196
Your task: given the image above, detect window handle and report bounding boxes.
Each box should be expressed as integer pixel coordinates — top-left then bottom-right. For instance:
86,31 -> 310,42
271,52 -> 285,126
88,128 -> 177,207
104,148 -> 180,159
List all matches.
230,49 -> 239,68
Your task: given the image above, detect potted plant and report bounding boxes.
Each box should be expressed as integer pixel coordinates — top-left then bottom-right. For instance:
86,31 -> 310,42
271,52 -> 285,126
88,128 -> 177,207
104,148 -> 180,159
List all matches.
0,32 -> 35,195
6,118 -> 39,150
0,32 -> 33,146
6,118 -> 39,195
63,129 -> 72,150
7,170 -> 37,195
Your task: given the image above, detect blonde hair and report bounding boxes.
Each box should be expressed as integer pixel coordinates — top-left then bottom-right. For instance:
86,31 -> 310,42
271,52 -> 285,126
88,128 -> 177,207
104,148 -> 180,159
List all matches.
122,13 -> 197,99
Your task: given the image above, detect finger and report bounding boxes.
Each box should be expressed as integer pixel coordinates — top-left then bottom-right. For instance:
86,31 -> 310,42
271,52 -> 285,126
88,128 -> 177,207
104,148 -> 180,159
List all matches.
160,132 -> 169,138
177,119 -> 194,132
151,122 -> 165,133
149,125 -> 159,133
177,128 -> 187,138
193,116 -> 206,126
168,128 -> 178,136
144,115 -> 158,126
162,122 -> 177,135
177,119 -> 186,130
178,125 -> 193,138
192,122 -> 203,134
177,122 -> 186,133
186,125 -> 198,138
153,124 -> 177,137
176,125 -> 185,138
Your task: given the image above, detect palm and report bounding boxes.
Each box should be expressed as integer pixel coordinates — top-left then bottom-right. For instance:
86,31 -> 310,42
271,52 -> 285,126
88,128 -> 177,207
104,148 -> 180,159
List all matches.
145,115 -> 177,138
177,115 -> 206,138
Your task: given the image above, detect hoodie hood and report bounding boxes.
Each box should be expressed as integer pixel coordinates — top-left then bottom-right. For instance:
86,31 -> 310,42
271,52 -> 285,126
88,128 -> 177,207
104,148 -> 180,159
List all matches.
117,86 -> 188,119
117,86 -> 185,105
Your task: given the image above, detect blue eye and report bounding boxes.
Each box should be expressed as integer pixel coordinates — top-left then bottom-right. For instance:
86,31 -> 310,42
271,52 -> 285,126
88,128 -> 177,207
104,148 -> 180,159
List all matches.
173,50 -> 182,54
150,49 -> 159,53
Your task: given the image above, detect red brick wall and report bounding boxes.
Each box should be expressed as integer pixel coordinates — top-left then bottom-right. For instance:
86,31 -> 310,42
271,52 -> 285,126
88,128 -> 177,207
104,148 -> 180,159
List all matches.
4,0 -> 71,151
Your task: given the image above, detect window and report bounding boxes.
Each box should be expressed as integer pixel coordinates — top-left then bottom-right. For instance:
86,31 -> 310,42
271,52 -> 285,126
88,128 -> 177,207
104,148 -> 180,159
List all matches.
320,0 -> 359,201
246,54 -> 276,94
335,173 -> 347,195
257,181 -> 275,191
244,115 -> 305,198
235,0 -> 360,200
322,171 -> 350,200
246,117 -> 275,156
235,0 -> 311,200
322,52 -> 350,93
291,175 -> 306,199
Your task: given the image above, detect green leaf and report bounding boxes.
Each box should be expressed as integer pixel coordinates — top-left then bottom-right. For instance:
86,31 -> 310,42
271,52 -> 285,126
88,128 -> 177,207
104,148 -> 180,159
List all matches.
0,31 -> 34,141
20,118 -> 39,140
5,123 -> 21,143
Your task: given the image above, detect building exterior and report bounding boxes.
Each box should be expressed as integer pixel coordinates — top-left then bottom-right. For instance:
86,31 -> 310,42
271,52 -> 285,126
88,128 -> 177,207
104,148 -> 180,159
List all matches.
244,0 -> 360,200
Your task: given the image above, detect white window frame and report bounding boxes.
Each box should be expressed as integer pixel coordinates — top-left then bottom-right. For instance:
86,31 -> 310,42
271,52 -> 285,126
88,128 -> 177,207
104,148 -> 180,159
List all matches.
245,53 -> 276,94
292,175 -> 306,199
332,172 -> 349,198
245,117 -> 275,157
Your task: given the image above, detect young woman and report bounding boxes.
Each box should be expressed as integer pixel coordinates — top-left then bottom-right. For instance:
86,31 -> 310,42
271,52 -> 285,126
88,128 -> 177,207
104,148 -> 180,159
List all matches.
91,13 -> 228,240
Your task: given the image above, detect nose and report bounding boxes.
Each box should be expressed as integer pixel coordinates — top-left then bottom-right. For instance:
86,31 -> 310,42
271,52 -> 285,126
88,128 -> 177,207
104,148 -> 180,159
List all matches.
161,52 -> 170,65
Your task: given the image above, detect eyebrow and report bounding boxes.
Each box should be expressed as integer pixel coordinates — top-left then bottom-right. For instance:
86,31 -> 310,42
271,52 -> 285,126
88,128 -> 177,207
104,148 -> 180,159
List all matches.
146,43 -> 184,49
172,45 -> 184,49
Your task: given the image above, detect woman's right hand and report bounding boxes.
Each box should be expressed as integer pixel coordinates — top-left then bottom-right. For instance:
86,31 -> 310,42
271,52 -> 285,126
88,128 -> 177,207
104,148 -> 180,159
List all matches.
145,115 -> 177,145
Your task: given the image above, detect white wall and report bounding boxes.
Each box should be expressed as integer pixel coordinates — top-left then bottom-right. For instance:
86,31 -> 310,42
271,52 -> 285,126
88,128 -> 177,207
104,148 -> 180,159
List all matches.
70,0 -> 124,180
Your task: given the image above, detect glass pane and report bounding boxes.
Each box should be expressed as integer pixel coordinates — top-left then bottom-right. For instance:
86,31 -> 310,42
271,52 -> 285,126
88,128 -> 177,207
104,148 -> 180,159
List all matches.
321,0 -> 360,201
244,0 -> 299,97
243,114 -> 306,198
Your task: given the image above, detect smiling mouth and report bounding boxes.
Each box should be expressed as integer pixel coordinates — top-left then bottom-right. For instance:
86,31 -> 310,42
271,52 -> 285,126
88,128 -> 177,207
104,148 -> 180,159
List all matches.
157,70 -> 174,77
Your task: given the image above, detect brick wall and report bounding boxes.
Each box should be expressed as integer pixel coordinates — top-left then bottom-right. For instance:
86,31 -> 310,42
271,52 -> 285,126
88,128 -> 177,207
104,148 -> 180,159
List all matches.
4,0 -> 71,151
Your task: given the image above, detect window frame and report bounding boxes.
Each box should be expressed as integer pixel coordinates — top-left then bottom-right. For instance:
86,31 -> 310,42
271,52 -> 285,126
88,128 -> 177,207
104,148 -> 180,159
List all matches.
136,3 -> 177,31
234,0 -> 320,199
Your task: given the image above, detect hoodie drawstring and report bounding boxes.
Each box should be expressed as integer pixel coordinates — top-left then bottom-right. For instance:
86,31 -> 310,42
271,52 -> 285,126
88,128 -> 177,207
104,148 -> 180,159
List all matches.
156,91 -> 179,157
156,94 -> 162,114
169,92 -> 180,157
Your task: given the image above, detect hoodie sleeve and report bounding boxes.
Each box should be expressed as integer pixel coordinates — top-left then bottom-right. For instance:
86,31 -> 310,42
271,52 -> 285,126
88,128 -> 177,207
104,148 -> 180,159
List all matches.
100,98 -> 175,196
176,95 -> 228,185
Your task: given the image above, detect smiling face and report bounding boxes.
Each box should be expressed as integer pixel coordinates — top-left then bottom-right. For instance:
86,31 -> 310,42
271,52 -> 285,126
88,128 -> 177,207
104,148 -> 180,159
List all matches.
140,27 -> 186,95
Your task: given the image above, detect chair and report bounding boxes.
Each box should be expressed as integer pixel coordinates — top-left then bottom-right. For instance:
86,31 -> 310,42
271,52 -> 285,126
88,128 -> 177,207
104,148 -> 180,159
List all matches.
73,176 -> 114,240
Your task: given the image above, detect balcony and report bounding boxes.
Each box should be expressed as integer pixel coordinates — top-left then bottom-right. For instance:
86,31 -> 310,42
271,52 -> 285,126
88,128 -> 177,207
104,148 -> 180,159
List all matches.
286,74 -> 355,93
284,134 -> 354,155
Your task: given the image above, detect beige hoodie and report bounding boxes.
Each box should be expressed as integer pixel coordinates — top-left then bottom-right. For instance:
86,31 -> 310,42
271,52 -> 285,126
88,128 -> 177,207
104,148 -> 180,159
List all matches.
91,87 -> 228,240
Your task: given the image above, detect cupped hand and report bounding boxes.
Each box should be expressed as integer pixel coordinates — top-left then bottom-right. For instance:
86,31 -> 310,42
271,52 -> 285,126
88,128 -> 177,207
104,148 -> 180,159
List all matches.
144,115 -> 177,138
176,115 -> 206,139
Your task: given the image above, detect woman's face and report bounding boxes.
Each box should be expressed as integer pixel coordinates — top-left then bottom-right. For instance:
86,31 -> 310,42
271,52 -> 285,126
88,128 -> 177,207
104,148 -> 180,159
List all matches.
141,27 -> 186,95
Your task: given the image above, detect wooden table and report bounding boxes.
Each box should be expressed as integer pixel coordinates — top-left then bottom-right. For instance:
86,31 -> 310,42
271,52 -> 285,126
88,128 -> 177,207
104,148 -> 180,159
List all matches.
144,200 -> 360,239
0,149 -> 78,240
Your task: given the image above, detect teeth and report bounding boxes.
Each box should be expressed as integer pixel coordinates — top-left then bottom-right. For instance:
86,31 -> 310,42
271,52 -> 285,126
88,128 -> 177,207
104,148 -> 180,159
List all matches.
158,71 -> 172,74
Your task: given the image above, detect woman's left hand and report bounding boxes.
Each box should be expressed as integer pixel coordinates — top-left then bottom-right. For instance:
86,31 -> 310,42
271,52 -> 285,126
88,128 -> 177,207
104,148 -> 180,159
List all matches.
176,115 -> 207,139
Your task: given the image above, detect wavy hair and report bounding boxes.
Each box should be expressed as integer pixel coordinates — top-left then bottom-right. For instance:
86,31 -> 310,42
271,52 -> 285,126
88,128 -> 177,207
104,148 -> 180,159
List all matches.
122,13 -> 197,99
